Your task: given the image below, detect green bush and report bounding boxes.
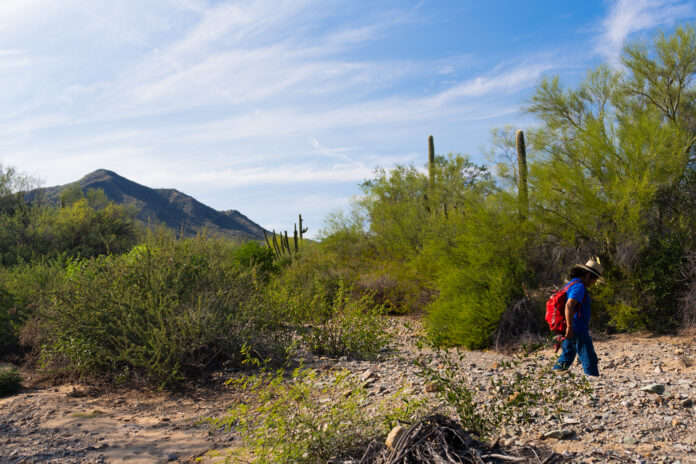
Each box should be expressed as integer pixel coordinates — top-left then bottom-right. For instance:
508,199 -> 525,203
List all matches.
0,286 -> 17,354
303,281 -> 391,359
41,232 -> 289,387
208,366 -> 423,464
0,258 -> 66,356
266,277 -> 390,359
232,240 -> 277,279
424,194 -> 530,348
0,367 -> 21,396
355,265 -> 430,314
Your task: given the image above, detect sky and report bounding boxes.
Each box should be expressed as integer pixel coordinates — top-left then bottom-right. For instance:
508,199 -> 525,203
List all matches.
1,0 -> 695,237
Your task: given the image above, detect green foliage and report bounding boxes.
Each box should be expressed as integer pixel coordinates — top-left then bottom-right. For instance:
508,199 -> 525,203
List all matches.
0,258 -> 66,356
608,302 -> 645,332
267,276 -> 391,359
41,231 -> 287,387
0,367 -> 21,396
0,287 -> 17,354
416,346 -> 592,438
208,366 -> 423,464
232,240 -> 277,279
36,191 -> 138,258
0,168 -> 137,266
424,190 -> 531,348
521,26 -> 696,332
302,281 -> 391,359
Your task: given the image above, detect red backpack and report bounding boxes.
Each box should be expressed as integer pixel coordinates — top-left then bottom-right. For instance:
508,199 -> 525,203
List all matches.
545,281 -> 586,339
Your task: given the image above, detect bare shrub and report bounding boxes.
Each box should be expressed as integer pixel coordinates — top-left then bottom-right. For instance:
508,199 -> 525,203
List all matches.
680,252 -> 696,327
490,289 -> 543,351
355,271 -> 432,314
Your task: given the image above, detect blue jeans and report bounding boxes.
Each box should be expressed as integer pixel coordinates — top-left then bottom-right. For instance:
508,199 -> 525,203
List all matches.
553,331 -> 599,376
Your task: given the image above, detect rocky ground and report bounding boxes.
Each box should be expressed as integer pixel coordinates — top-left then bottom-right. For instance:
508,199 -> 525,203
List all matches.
1,319 -> 695,464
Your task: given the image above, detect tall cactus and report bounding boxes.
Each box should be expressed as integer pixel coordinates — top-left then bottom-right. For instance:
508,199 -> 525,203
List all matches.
263,230 -> 275,256
271,230 -> 281,255
516,129 -> 529,219
293,223 -> 299,252
428,135 -> 435,189
299,214 -> 308,240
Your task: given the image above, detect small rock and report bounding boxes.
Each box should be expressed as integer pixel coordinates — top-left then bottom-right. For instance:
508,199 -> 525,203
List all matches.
623,435 -> 638,445
165,453 -> 178,462
636,443 -> 656,453
674,348 -> 684,356
654,365 -> 662,374
541,429 -> 574,440
686,433 -> 696,445
681,398 -> 693,408
671,417 -> 681,427
385,425 -> 405,449
639,383 -> 665,395
360,369 -> 374,381
424,382 -> 440,393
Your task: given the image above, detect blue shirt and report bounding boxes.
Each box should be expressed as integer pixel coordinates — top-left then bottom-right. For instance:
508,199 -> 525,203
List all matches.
566,278 -> 591,334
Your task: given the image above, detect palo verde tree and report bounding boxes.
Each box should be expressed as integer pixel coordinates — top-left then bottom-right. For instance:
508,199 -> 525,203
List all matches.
525,25 -> 696,330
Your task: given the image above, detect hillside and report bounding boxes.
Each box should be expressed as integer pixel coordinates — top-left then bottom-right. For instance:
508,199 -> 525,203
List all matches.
27,169 -> 266,241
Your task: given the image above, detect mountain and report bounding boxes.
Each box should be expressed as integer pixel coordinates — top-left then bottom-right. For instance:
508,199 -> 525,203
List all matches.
27,169 -> 266,240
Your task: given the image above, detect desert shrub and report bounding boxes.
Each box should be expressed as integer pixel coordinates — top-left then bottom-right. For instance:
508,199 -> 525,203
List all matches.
41,232 -> 288,387
273,243 -> 344,306
0,173 -> 137,266
416,346 -> 592,438
266,277 -> 391,359
208,366 -> 423,464
0,258 -> 67,357
232,240 -> 277,280
0,367 -> 22,396
0,287 -> 16,355
490,294 -> 543,350
424,195 -> 530,349
680,252 -> 696,327
355,265 -> 432,314
34,192 -> 138,259
302,281 -> 391,358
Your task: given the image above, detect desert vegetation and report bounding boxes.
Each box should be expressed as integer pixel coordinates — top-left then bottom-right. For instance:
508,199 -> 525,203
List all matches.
2,25 -> 696,462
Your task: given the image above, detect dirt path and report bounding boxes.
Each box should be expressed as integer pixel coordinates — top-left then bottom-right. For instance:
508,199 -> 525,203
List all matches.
0,380 -> 236,463
2,324 -> 696,463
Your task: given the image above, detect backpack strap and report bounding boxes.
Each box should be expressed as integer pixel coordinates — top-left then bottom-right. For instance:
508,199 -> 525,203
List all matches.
565,280 -> 587,313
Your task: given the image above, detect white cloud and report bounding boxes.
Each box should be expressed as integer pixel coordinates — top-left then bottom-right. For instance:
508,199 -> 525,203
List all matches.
428,61 -> 555,106
597,0 -> 695,60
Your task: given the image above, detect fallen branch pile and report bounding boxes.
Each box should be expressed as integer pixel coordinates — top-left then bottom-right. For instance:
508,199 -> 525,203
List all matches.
356,414 -> 558,464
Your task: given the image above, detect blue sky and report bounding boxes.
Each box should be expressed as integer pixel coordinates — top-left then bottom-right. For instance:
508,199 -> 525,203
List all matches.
1,0 -> 694,236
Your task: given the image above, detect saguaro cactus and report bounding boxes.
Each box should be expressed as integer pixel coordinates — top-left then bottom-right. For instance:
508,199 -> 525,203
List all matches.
428,135 -> 435,189
516,129 -> 529,219
263,230 -> 275,255
299,214 -> 308,240
271,230 -> 281,255
293,224 -> 299,252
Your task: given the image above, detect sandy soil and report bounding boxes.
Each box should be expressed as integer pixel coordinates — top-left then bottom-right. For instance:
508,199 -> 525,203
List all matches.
1,325 -> 695,463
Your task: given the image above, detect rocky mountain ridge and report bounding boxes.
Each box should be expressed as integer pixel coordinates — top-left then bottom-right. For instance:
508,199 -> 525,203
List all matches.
27,169 -> 266,241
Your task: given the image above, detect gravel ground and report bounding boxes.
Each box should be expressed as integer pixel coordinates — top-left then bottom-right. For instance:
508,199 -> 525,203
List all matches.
1,319 -> 695,464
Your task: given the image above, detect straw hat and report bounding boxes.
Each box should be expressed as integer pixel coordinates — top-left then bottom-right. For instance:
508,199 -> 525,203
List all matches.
575,259 -> 603,278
